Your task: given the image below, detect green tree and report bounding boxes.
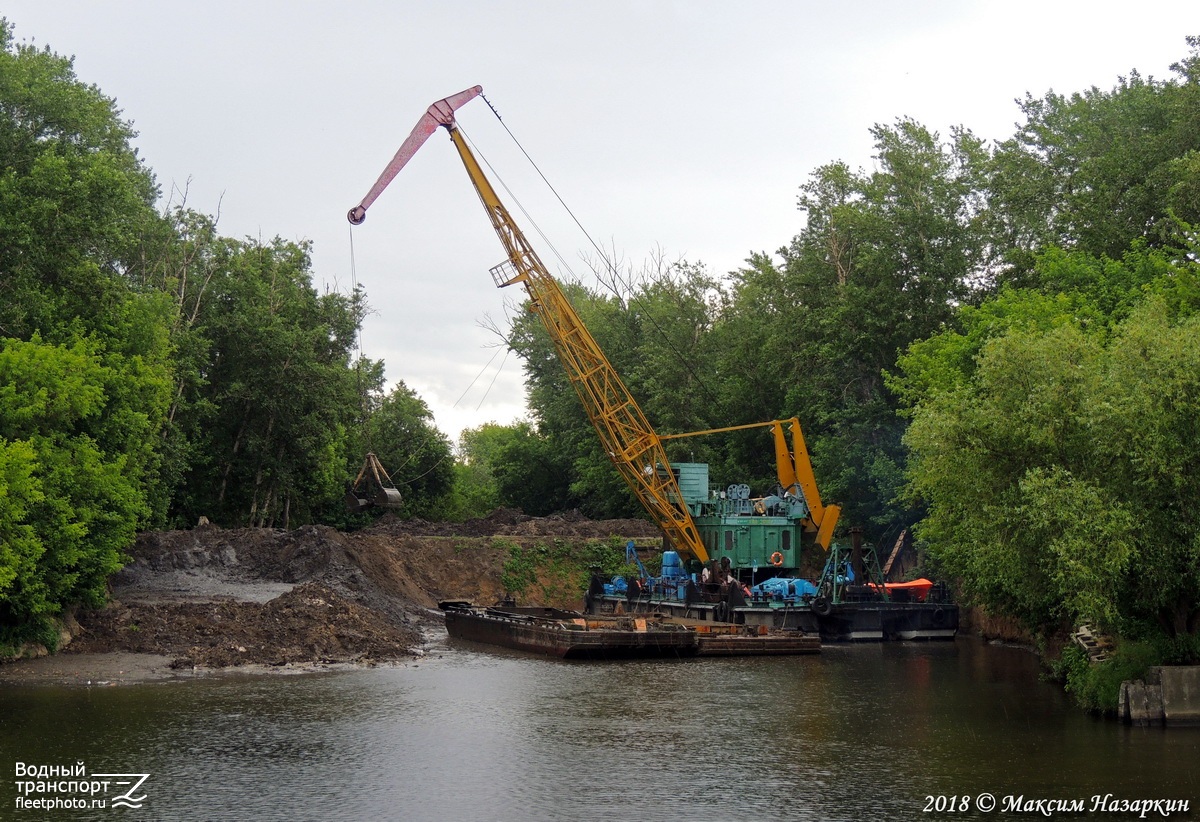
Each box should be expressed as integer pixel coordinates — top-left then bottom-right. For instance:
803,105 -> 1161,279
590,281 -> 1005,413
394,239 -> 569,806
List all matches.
441,422 -> 522,520
0,21 -> 174,645
902,295 -> 1200,644
988,38 -> 1200,274
0,21 -> 161,341
1095,303 -> 1200,638
506,260 -> 729,519
361,382 -> 454,519
890,242 -> 1183,408
491,421 -> 575,516
176,237 -> 364,527
0,337 -> 152,645
505,277 -> 639,517
713,120 -> 990,537
903,323 -> 1113,631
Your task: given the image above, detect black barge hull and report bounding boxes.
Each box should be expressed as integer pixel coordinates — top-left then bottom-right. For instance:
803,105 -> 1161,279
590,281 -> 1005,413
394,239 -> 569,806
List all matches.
440,602 -> 698,659
586,595 -> 957,642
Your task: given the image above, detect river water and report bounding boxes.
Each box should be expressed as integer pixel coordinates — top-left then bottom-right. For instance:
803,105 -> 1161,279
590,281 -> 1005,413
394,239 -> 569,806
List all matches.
2,637 -> 1197,821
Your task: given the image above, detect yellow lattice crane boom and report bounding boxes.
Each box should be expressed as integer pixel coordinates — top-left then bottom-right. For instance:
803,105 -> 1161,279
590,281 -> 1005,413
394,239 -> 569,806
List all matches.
349,86 -> 710,563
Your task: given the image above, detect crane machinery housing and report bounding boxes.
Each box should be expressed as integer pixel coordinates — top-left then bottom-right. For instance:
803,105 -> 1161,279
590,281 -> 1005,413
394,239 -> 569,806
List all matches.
348,86 -> 956,641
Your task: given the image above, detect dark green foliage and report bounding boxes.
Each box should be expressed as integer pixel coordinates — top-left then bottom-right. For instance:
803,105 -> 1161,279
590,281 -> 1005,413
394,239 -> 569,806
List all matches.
491,422 -> 575,516
0,22 -> 160,342
505,276 -> 667,518
499,536 -> 641,602
498,539 -> 539,598
700,121 -> 993,539
359,382 -> 454,520
1054,642 -> 1162,714
989,56 -> 1200,270
440,423 -> 515,520
172,236 -> 366,527
0,21 -> 377,643
901,253 -> 1200,643
0,22 -> 173,645
442,421 -> 575,519
496,37 -> 1200,704
6,12 -> 1200,689
0,335 -> 161,642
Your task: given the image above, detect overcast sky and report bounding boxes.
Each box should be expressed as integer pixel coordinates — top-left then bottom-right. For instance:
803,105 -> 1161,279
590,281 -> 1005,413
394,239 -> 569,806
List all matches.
6,2 -> 1198,448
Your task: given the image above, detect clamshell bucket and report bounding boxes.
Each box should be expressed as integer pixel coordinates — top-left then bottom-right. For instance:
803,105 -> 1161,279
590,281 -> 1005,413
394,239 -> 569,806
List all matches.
374,486 -> 403,507
346,452 -> 403,513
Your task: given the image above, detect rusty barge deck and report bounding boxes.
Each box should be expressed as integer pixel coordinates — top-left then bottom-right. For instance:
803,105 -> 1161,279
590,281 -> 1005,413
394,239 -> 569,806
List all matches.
438,602 -> 820,658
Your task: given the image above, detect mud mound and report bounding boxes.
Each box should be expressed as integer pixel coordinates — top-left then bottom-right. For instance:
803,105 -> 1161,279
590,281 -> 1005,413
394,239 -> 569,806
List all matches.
363,508 -> 530,538
68,583 -> 420,668
119,524 -> 438,631
495,513 -> 659,539
362,508 -> 659,540
57,508 -> 661,671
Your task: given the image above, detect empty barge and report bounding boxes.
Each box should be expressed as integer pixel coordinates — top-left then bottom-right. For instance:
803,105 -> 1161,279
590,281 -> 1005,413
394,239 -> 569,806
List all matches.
439,602 -> 697,659
439,601 -> 820,658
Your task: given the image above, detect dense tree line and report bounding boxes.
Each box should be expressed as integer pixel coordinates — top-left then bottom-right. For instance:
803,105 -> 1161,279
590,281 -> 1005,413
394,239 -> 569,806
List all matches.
3,14 -> 1199,694
896,43 -> 1200,699
0,22 -> 452,649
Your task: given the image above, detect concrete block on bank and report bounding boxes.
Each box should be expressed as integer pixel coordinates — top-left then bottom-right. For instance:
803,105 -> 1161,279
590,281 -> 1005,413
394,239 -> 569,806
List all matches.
1120,666 -> 1200,726
1159,666 -> 1200,726
1120,678 -> 1164,726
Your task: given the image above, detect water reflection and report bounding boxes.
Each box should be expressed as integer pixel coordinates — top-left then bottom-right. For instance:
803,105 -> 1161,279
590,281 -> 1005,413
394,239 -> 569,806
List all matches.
2,638 -> 1196,821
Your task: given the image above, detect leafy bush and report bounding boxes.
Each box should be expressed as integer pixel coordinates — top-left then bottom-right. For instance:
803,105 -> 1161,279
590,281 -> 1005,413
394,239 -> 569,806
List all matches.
1056,640 -> 1162,713
499,536 -> 651,602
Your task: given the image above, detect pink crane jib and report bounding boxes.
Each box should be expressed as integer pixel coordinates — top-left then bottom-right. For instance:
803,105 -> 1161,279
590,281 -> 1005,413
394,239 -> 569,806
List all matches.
347,85 -> 483,225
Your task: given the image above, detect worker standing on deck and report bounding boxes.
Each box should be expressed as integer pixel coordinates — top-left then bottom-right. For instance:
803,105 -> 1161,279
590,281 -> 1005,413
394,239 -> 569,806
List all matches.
719,557 -> 736,592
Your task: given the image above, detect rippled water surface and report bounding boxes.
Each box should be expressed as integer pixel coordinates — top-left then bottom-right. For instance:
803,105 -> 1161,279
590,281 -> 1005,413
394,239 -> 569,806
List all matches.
3,637 -> 1197,821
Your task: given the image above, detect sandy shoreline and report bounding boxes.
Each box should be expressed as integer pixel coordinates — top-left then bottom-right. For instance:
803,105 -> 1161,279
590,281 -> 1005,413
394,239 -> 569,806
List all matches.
0,650 -> 431,687
1,652 -> 198,686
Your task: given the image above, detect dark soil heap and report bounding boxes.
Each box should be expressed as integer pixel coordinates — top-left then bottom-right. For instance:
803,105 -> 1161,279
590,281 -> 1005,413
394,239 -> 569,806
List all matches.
61,510 -> 658,670
68,583 -> 417,668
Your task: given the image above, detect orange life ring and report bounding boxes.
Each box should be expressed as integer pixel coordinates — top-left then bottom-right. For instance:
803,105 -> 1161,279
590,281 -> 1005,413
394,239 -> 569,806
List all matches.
770,552 -> 784,567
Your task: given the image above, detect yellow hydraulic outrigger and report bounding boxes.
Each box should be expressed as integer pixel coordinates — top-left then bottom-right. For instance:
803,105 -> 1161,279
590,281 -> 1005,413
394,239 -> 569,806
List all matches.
349,86 -> 839,563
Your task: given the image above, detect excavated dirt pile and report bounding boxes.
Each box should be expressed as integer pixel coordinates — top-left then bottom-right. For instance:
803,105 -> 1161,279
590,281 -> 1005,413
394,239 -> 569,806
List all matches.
64,509 -> 658,670
66,583 -> 417,668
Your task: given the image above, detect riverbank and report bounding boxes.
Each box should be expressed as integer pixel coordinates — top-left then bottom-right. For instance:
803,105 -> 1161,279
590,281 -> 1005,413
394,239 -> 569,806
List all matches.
0,509 -> 658,685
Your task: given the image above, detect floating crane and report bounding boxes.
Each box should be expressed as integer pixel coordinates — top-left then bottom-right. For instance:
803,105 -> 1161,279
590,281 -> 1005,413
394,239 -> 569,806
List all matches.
346,87 -> 961,640
347,87 -> 843,568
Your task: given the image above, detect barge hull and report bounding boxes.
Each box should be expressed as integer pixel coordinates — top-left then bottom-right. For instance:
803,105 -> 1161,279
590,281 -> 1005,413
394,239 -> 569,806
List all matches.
441,604 -> 697,659
587,595 -> 957,642
696,634 -> 819,655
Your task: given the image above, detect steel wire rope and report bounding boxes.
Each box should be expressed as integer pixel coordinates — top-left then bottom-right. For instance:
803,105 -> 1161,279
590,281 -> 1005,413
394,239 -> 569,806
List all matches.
448,343 -> 514,412
348,224 -> 443,482
460,125 -> 582,286
348,223 -> 373,453
476,347 -> 512,411
479,94 -> 724,412
346,133 -> 514,497
452,344 -> 505,408
396,449 -> 453,486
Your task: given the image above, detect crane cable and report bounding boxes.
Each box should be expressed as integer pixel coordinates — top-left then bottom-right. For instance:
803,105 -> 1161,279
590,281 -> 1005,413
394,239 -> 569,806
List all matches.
451,344 -> 512,412
461,125 -> 581,291
479,93 -> 723,411
348,223 -> 372,451
348,219 -> 475,488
